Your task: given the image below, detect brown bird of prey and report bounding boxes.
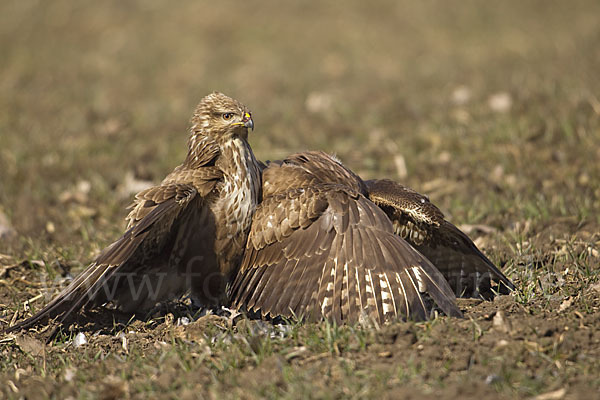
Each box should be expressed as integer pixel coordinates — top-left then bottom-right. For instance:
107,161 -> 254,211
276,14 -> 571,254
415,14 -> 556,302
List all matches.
230,151 -> 514,324
8,92 -> 261,333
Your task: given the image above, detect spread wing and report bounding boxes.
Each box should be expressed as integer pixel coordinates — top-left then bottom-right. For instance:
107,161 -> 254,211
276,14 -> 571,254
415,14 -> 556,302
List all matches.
365,179 -> 514,298
7,167 -> 222,334
230,184 -> 462,325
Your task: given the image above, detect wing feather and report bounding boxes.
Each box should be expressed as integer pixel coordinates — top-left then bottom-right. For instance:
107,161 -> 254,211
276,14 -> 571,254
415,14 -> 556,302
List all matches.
366,178 -> 514,298
405,270 -> 428,319
8,183 -> 204,334
230,183 -> 462,324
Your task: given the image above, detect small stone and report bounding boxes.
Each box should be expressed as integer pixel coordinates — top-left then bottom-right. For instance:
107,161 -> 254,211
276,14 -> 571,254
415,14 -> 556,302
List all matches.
121,335 -> 128,353
492,311 -> 512,333
488,92 -> 512,113
451,86 -> 472,105
73,332 -> 87,347
578,172 -> 590,186
490,164 -> 504,182
485,374 -> 501,385
76,180 -> 91,195
559,297 -> 573,312
437,151 -> 451,164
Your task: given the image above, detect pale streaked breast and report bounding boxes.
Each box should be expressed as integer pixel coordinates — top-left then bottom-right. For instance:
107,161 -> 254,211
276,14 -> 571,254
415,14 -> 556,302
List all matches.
216,138 -> 261,243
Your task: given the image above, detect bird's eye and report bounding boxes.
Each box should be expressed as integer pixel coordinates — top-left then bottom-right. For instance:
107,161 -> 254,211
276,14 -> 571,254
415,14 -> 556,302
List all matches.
222,113 -> 234,120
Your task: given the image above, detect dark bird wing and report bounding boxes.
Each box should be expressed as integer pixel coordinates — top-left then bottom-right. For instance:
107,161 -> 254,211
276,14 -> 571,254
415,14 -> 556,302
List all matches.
365,179 -> 514,298
230,183 -> 462,325
7,92 -> 264,336
7,168 -> 222,334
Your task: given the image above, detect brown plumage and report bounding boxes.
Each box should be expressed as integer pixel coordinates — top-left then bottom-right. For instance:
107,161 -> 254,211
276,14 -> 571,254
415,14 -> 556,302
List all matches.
365,179 -> 514,299
230,151 -> 514,325
8,92 -> 261,334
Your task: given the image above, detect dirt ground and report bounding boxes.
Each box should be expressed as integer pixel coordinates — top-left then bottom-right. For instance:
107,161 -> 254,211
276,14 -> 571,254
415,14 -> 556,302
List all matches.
1,1 -> 599,399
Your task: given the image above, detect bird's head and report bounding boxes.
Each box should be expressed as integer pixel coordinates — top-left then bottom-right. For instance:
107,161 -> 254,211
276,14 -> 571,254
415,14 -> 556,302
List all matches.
190,92 -> 254,142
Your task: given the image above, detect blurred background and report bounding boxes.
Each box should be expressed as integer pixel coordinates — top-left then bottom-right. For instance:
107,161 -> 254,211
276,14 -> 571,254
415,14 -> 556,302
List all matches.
0,0 -> 598,252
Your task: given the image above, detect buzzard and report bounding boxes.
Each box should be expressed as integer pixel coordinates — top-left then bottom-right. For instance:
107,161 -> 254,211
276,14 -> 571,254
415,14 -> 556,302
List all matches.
230,151 -> 514,324
8,92 -> 261,334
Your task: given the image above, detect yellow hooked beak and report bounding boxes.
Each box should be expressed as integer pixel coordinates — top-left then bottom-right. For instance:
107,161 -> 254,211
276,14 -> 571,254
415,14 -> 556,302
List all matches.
242,112 -> 254,131
233,112 -> 254,131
